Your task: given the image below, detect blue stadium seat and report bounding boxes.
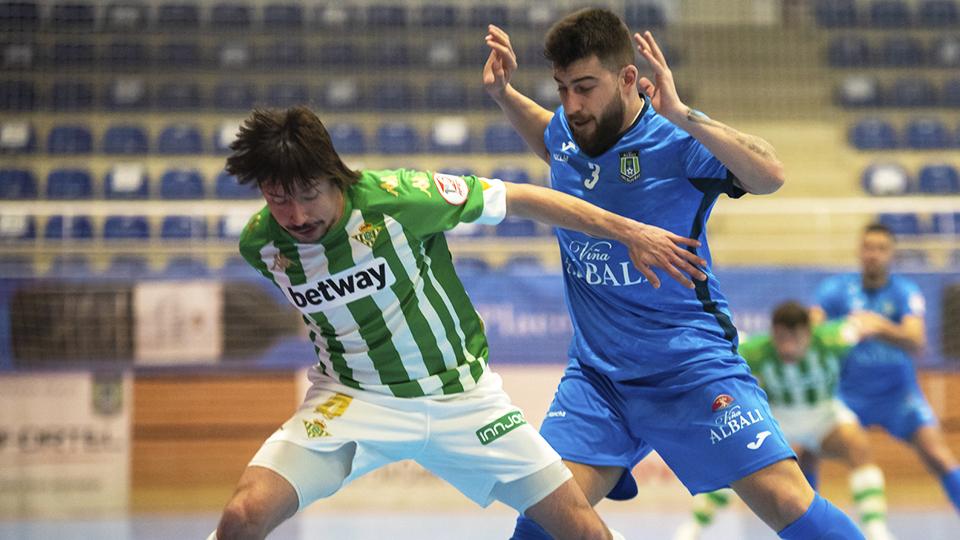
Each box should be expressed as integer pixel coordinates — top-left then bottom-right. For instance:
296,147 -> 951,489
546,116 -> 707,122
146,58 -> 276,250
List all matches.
0,121 -> 34,153
0,255 -> 33,276
905,118 -> 950,149
376,122 -> 420,154
104,3 -> 148,31
0,214 -> 34,240
50,2 -> 95,29
215,170 -> 258,199
372,81 -> 415,110
870,0 -> 912,27
44,215 -> 92,239
425,79 -> 469,109
317,43 -> 360,67
263,3 -> 303,29
484,122 -> 526,153
2,42 -> 34,69
102,40 -> 150,69
931,212 -> 960,235
156,2 -> 200,29
161,215 -> 207,239
51,81 -> 94,110
103,215 -> 149,240
0,168 -> 36,198
453,257 -> 490,276
211,2 -> 251,29
496,216 -> 538,237
47,254 -> 92,277
213,120 -> 239,153
159,168 -> 205,199
0,1 -> 39,30
47,124 -> 92,154
369,43 -> 412,67
918,0 -> 959,27
878,213 -> 921,236
814,0 -> 858,27
261,40 -> 307,67
266,82 -> 309,107
887,78 -> 938,107
490,167 -> 531,184
827,35 -> 870,67
862,162 -> 911,195
420,4 -> 458,27
850,119 -> 898,150
502,255 -> 545,275
836,76 -> 881,108
893,249 -> 928,269
0,80 -> 34,111
218,212 -> 248,238
879,37 -> 925,67
944,78 -> 960,107
104,255 -> 149,277
918,163 -> 960,194
105,164 -> 149,199
218,255 -> 255,278
366,4 -> 407,27
46,168 -> 92,199
469,5 -> 509,27
163,256 -> 210,277
157,124 -> 203,154
321,79 -> 362,110
931,36 -> 960,68
624,3 -> 666,28
157,41 -> 202,67
50,40 -> 95,67
329,123 -> 366,154
428,117 -> 471,153
156,82 -> 203,109
214,82 -> 257,110
104,78 -> 149,110
103,124 -> 149,154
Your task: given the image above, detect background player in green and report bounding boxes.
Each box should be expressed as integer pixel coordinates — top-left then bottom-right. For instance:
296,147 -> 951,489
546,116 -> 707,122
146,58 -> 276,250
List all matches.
674,301 -> 894,540
207,106 -> 709,540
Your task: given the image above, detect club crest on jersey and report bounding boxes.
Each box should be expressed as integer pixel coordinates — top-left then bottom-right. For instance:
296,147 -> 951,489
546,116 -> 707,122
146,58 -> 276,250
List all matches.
272,252 -> 295,272
351,221 -> 383,248
711,394 -> 735,412
619,150 -> 641,183
433,173 -> 469,206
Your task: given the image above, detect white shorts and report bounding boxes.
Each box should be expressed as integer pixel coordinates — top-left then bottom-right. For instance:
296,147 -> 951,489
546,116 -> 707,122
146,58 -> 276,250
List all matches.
249,371 -> 566,510
772,398 -> 860,453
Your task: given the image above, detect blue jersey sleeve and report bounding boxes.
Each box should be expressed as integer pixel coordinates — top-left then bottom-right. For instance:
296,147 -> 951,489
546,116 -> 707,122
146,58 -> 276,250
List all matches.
815,277 -> 847,320
895,278 -> 926,319
680,137 -> 744,198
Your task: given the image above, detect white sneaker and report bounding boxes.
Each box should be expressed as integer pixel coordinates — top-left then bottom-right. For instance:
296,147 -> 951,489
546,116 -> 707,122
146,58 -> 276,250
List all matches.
672,521 -> 702,540
863,520 -> 896,540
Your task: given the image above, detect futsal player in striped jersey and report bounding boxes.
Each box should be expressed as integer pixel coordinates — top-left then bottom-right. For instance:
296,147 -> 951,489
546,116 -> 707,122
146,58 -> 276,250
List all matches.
484,7 -> 863,539
674,301 -> 895,540
207,106 -> 709,540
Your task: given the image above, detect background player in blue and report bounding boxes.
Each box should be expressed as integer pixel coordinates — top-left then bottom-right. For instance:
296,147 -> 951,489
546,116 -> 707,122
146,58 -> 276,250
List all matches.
812,222 -> 960,515
483,7 -> 862,540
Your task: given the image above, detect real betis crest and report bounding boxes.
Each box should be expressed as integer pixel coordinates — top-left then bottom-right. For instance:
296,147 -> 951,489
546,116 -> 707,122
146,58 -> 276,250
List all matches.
619,150 -> 641,183
351,222 -> 383,248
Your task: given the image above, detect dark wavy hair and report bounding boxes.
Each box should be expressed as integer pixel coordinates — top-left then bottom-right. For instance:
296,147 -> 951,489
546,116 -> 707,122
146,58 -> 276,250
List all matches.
544,8 -> 636,71
225,106 -> 360,195
771,301 -> 811,330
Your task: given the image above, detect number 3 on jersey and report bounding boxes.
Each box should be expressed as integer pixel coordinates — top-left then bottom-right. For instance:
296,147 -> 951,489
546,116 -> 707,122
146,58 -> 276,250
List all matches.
584,163 -> 601,190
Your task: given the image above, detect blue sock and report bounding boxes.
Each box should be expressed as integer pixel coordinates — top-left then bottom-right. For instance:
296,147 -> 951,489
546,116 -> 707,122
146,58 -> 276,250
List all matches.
802,466 -> 819,491
777,493 -> 864,540
941,467 -> 960,513
510,515 -> 551,540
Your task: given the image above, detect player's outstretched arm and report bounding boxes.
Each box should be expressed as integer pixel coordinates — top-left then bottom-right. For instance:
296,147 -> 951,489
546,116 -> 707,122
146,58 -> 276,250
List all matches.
847,311 -> 926,356
484,24 -> 554,164
634,31 -> 785,196
504,182 -> 707,289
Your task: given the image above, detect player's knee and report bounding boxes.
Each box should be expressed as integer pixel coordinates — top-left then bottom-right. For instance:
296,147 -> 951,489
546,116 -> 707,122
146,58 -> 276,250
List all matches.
217,495 -> 270,540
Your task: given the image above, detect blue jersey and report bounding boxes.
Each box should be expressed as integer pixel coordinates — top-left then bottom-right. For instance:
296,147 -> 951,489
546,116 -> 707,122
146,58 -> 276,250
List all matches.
814,273 -> 926,397
545,98 -> 747,381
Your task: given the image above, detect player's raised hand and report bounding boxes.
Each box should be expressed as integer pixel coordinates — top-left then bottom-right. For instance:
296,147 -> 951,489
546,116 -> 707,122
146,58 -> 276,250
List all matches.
483,24 -> 518,100
634,31 -> 685,120
846,310 -> 891,338
623,223 -> 707,289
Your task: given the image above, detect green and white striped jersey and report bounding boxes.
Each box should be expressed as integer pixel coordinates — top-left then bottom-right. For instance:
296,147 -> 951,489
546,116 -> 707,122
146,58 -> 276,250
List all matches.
741,322 -> 856,407
239,169 -> 507,398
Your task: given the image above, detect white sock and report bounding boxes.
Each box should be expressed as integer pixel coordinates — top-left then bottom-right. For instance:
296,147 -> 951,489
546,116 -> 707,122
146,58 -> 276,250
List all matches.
609,528 -> 626,540
205,531 -> 218,540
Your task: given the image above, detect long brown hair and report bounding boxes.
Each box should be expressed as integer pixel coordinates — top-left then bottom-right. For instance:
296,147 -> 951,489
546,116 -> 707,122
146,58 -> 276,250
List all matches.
225,106 -> 361,195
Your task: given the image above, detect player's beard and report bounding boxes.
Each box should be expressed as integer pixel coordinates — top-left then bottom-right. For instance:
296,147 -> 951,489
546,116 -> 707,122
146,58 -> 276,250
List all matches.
569,94 -> 626,157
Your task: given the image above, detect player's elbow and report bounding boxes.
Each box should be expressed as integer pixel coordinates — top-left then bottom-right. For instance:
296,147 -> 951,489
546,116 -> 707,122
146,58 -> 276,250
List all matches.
750,163 -> 786,195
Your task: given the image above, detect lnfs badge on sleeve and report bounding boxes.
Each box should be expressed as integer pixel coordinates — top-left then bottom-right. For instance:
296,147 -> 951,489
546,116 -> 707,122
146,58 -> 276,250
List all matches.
619,150 -> 641,183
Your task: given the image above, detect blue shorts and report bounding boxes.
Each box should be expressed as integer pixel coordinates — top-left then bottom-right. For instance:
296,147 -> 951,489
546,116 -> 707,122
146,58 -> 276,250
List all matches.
840,388 -> 937,441
539,359 -> 795,498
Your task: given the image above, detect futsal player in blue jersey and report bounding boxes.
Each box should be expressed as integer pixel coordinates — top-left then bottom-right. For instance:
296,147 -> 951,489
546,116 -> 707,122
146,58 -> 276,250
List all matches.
483,8 -> 863,539
812,222 -> 960,514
